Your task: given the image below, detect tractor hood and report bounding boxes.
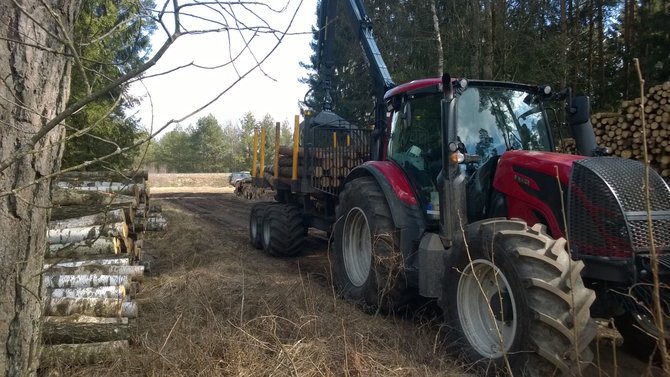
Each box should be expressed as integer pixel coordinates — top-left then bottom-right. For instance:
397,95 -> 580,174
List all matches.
492,150 -> 585,237
493,150 -> 585,187
493,151 -> 670,259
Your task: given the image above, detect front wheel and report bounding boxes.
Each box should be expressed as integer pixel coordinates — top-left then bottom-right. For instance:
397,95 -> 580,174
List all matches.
333,177 -> 412,312
441,219 -> 596,376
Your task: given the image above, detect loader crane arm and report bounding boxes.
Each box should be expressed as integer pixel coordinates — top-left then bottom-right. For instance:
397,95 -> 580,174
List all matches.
315,0 -> 394,133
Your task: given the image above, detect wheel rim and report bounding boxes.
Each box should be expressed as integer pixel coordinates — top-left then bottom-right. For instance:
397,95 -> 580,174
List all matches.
342,207 -> 372,287
457,259 -> 517,358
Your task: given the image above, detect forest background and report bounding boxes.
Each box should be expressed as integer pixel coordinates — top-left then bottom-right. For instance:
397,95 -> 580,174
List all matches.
64,0 -> 670,173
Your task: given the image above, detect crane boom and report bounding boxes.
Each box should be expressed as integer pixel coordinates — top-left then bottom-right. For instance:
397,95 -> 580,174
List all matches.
315,0 -> 395,114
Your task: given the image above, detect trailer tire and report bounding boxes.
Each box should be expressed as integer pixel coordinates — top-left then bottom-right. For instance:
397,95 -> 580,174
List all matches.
261,203 -> 305,257
441,219 -> 596,376
249,202 -> 272,249
615,305 -> 669,360
333,177 -> 411,313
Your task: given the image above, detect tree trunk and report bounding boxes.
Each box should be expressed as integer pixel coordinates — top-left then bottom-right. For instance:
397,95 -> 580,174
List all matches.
42,315 -> 130,344
431,0 -> 444,76
482,0 -> 494,79
560,0 -> 568,89
0,0 -> 79,374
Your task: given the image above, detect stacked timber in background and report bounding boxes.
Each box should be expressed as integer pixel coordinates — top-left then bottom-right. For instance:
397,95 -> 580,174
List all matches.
41,170 -> 166,366
263,145 -> 370,190
587,81 -> 670,179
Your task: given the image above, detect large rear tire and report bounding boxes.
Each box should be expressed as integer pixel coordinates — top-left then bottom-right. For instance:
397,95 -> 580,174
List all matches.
441,219 -> 596,376
333,177 -> 412,313
249,202 -> 273,249
261,203 -> 305,257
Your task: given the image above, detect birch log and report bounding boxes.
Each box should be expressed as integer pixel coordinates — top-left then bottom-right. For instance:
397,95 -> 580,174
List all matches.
52,187 -> 137,207
47,222 -> 127,244
40,340 -> 129,366
48,285 -> 126,299
49,208 -> 126,229
42,315 -> 130,344
45,297 -> 138,318
136,215 -> 167,232
44,257 -> 130,268
47,237 -> 120,257
42,274 -> 130,289
55,181 -> 141,195
42,265 -> 144,280
147,216 -> 167,232
58,170 -> 148,182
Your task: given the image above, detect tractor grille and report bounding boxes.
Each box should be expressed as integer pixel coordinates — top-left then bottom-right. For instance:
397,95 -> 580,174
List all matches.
568,157 -> 670,258
304,125 -> 373,196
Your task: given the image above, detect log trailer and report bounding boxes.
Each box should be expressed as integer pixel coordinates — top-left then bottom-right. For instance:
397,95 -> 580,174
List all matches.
247,0 -> 670,374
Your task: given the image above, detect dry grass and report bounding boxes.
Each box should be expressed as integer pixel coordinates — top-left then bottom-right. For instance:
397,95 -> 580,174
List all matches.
42,202 -> 464,377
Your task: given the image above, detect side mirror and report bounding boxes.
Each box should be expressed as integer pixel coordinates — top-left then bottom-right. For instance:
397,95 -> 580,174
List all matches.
568,96 -> 591,126
567,96 -> 598,156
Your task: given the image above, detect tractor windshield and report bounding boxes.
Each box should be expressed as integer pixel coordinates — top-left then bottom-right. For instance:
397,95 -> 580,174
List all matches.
456,86 -> 552,166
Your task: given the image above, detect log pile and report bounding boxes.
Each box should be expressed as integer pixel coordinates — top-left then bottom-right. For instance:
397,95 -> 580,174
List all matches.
589,81 -> 670,179
264,144 -> 371,190
41,170 -> 165,366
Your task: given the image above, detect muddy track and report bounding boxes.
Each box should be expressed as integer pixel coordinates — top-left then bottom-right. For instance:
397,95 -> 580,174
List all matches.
155,192 -> 333,281
154,192 -> 253,230
153,191 -> 664,377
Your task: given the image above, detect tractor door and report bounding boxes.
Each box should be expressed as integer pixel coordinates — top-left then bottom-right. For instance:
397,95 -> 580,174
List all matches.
387,94 -> 443,222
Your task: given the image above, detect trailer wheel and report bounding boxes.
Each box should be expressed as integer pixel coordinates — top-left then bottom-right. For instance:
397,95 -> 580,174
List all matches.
333,177 -> 411,312
249,202 -> 272,249
615,304 -> 670,360
441,219 -> 596,376
261,203 -> 305,257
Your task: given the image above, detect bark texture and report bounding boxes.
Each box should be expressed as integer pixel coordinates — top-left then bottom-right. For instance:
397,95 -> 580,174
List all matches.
0,0 -> 78,375
42,315 -> 130,344
40,340 -> 129,366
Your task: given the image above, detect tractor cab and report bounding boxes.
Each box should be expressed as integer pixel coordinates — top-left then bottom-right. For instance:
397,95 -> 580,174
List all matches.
384,78 -> 557,225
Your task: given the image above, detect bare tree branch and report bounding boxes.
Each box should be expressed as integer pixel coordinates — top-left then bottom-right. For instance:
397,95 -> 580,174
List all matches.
1,0 -> 305,196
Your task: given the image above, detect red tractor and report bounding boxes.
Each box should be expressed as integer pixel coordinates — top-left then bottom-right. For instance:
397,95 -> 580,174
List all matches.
248,0 -> 670,374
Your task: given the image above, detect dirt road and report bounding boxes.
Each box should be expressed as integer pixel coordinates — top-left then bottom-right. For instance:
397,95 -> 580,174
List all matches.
151,191 -> 663,377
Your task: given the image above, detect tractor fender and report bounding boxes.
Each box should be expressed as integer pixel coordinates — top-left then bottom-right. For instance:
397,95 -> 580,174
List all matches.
344,161 -> 427,276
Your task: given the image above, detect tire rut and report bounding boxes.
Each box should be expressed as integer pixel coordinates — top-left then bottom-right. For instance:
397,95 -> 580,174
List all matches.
156,193 -> 252,230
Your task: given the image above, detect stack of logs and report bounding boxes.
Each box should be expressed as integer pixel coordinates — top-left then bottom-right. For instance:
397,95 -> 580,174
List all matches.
263,145 -> 370,189
40,170 -> 166,366
589,80 -> 670,178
